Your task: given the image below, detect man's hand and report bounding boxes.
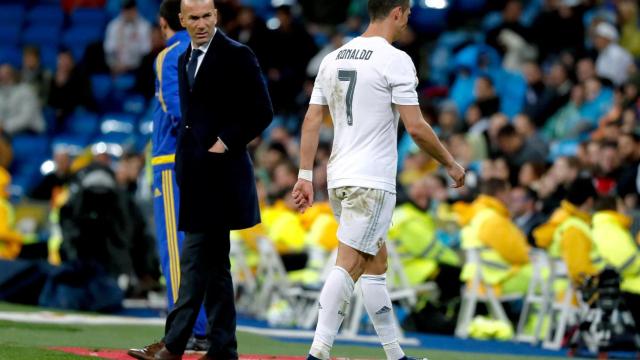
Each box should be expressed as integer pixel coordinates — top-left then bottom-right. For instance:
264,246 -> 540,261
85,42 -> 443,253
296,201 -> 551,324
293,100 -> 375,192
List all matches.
292,179 -> 314,213
208,139 -> 226,153
446,161 -> 466,188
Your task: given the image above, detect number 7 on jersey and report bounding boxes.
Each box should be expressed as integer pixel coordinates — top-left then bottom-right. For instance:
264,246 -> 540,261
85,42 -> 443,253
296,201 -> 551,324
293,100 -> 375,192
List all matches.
338,69 -> 357,126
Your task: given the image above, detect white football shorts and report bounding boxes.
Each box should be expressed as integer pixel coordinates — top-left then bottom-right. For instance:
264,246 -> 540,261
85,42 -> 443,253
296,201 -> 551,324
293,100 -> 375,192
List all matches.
328,186 -> 396,255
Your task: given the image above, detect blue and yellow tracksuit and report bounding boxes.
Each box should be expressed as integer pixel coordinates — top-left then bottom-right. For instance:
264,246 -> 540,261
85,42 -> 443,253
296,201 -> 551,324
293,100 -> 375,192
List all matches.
152,30 -> 207,337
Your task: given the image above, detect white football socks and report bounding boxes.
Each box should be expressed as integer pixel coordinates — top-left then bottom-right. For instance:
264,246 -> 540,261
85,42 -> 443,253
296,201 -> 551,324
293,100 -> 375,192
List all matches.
309,266 -> 355,360
360,274 -> 405,360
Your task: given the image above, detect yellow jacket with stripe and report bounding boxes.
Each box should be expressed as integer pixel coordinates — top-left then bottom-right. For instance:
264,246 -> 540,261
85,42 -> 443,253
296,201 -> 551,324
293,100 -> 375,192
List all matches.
593,210 -> 640,294
388,202 -> 460,285
0,197 -> 23,259
549,201 -> 602,283
458,195 -> 530,285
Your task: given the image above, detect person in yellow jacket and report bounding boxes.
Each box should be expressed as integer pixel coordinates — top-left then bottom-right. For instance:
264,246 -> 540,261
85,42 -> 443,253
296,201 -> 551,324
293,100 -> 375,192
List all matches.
389,176 -> 460,300
457,179 -> 532,296
0,167 -> 36,259
548,178 -> 603,285
592,195 -> 640,328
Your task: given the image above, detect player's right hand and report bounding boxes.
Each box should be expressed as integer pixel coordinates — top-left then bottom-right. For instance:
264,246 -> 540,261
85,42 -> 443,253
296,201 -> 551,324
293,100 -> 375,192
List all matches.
446,161 -> 466,188
292,179 -> 314,213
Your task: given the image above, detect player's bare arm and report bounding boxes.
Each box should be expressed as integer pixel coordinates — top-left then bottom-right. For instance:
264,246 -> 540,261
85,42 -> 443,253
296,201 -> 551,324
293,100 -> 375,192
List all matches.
397,104 -> 466,188
293,104 -> 328,213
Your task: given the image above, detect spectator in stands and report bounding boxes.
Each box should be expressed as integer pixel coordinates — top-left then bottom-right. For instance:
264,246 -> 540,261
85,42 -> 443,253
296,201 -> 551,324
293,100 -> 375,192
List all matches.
0,133 -> 11,169
542,83 -> 589,141
510,186 -> 545,245
530,0 -> 586,62
30,145 -> 72,201
518,161 -> 546,188
618,0 -> 640,57
104,0 -> 152,74
307,30 -> 345,78
265,5 -> 317,118
539,156 -> 580,213
47,49 -> 95,132
527,62 -> 573,127
227,6 -> 271,68
594,141 -> 623,195
522,61 -> 545,116
21,46 -> 51,105
497,124 -> 547,170
473,75 -> 501,119
514,113 -> 547,152
0,63 -> 45,136
486,0 -> 529,54
593,22 -> 634,87
134,25 -> 165,100
617,133 -> 640,208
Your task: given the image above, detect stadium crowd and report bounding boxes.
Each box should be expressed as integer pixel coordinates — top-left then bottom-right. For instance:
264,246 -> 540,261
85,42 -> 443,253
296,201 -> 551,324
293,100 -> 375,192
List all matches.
0,0 -> 639,340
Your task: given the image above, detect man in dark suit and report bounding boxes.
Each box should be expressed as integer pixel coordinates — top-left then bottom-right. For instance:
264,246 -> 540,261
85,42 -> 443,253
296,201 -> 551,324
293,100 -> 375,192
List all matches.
128,0 -> 273,359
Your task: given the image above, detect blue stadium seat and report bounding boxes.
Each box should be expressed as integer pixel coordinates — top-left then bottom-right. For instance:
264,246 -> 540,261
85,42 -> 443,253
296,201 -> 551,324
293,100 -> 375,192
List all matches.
452,0 -> 486,13
62,26 -> 104,60
100,113 -> 137,135
112,74 -> 136,92
40,46 -> 59,72
70,8 -> 107,28
0,5 -> 25,26
22,25 -> 61,47
0,24 -> 22,46
65,112 -> 100,139
26,5 -> 64,28
409,3 -> 449,34
91,74 -> 113,102
11,135 -> 49,163
123,94 -> 148,116
0,46 -> 21,68
52,135 -> 90,156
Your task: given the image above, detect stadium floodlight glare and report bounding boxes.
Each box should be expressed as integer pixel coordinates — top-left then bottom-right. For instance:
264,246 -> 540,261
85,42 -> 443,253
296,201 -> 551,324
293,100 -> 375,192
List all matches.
40,160 -> 56,176
423,0 -> 448,9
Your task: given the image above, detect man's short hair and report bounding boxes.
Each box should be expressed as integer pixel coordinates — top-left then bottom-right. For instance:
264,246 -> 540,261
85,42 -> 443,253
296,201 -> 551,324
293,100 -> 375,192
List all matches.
368,0 -> 410,21
566,177 -> 597,206
480,178 -> 510,197
160,0 -> 184,32
497,124 -> 519,139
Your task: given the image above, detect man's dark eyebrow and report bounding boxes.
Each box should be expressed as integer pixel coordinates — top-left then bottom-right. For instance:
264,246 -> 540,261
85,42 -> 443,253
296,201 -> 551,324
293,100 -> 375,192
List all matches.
189,11 -> 213,20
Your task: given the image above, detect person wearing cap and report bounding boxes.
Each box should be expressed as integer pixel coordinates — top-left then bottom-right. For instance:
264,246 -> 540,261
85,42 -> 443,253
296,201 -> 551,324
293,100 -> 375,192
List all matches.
104,0 -> 152,74
593,21 -> 634,86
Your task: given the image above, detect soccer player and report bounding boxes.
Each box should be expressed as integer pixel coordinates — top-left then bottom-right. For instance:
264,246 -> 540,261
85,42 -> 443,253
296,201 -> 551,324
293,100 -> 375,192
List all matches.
292,1 -> 466,359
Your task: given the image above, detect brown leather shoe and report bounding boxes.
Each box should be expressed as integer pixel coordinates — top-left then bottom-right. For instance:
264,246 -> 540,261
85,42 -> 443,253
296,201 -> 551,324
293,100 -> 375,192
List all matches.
154,346 -> 182,360
127,342 -> 164,360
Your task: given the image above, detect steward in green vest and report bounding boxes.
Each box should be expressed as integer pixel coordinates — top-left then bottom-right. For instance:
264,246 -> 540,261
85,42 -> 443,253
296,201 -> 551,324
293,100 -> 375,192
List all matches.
592,196 -> 640,329
549,178 -> 603,286
388,177 -> 460,300
457,179 -> 532,296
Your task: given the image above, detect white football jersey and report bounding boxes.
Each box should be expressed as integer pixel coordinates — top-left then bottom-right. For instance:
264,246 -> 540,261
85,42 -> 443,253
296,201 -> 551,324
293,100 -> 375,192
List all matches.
310,36 -> 419,193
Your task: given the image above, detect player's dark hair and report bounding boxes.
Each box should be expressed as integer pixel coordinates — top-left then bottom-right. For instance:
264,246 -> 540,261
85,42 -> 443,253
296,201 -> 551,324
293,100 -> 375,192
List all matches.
368,0 -> 410,21
480,178 -> 510,197
160,0 -> 184,32
566,177 -> 597,206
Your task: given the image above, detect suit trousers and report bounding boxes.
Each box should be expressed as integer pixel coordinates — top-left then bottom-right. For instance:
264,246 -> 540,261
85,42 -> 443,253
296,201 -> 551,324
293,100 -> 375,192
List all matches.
163,229 -> 237,359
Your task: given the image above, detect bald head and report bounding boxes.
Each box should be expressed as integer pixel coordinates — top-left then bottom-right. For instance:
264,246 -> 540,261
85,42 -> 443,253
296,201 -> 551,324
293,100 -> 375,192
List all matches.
180,0 -> 217,47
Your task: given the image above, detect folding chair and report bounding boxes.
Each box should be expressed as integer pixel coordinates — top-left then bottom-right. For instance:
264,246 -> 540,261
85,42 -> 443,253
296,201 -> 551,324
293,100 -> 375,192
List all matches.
542,258 -> 578,350
229,239 -> 257,312
252,236 -> 294,317
455,248 -> 521,338
516,249 -> 551,344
